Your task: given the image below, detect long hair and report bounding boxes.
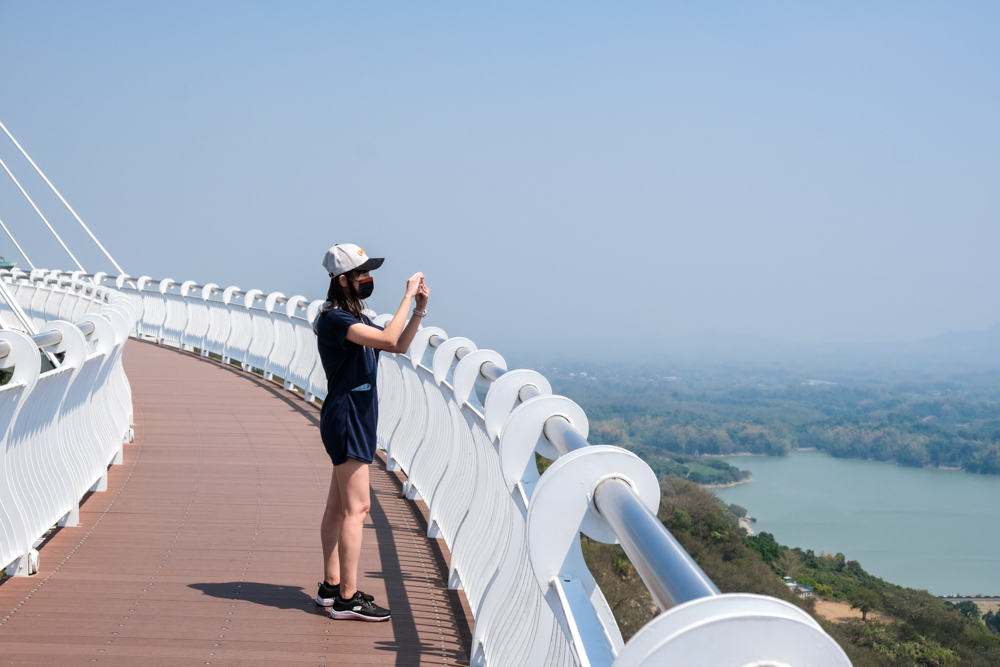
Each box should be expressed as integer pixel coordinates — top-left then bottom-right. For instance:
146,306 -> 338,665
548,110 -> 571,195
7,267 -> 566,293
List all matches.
320,270 -> 365,320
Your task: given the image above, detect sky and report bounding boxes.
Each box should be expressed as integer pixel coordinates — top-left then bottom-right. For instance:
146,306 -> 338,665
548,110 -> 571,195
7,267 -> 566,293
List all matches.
0,2 -> 997,362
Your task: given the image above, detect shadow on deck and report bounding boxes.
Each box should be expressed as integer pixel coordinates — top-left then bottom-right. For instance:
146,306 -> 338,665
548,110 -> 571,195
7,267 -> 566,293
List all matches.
0,339 -> 472,666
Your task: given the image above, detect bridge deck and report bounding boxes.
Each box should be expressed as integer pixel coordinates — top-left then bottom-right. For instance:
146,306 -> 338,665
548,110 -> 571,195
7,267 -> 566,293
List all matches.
0,340 -> 471,666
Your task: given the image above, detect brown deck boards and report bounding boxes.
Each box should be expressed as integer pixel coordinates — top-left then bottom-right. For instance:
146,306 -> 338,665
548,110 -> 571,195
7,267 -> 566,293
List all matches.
0,339 -> 471,666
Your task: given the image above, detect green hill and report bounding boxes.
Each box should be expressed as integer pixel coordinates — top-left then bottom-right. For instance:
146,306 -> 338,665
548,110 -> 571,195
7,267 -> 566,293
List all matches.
584,477 -> 1000,666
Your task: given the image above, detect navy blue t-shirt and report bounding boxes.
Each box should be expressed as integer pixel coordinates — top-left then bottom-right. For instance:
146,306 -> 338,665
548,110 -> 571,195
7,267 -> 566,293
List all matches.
315,308 -> 383,465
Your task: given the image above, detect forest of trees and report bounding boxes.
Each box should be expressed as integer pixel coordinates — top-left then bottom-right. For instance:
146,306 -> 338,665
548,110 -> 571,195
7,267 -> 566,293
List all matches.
547,366 -> 1000,475
617,443 -> 750,485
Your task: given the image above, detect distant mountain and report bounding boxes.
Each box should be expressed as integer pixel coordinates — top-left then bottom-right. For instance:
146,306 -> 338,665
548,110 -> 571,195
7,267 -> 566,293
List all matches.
898,324 -> 1000,360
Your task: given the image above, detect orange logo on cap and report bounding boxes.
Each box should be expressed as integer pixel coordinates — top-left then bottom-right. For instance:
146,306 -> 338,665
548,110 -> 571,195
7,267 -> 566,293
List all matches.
357,248 -> 365,256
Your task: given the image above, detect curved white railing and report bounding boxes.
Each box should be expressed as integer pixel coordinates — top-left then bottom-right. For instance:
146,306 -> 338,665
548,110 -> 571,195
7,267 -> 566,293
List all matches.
0,270 -> 136,578
1,268 -> 852,667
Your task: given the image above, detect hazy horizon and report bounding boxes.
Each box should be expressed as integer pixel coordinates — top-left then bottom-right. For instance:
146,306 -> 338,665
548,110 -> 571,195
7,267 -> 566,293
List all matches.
1,2 -> 997,361
517,322 -> 1000,373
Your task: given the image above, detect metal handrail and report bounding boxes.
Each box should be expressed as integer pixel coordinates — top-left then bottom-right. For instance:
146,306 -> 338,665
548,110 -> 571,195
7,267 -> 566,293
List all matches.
0,320 -> 98,360
30,330 -> 61,349
594,477 -> 720,610
67,272 -> 283,307
4,270 -> 358,317
541,416 -> 590,455
434,330 -> 720,613
436,336 -> 508,385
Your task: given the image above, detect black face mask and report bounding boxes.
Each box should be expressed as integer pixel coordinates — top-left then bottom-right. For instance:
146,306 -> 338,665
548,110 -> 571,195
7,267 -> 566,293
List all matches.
357,276 -> 374,299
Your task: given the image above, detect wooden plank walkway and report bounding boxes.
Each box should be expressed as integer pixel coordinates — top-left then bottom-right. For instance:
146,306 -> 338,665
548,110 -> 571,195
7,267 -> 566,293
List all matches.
0,339 -> 472,666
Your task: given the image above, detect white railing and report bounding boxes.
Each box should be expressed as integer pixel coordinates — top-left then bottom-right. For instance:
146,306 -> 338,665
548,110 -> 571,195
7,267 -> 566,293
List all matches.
1,268 -> 852,667
0,270 -> 136,578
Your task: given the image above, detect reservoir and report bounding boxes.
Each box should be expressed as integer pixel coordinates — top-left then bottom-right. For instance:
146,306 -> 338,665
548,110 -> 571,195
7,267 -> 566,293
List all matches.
714,450 -> 1000,596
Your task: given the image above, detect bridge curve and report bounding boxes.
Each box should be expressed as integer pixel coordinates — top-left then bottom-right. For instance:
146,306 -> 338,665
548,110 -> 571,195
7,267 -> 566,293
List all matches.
0,338 -> 471,666
0,269 -> 853,666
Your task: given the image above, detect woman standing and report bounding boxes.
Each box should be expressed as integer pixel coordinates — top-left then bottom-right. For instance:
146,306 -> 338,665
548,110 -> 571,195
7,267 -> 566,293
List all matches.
313,243 -> 429,621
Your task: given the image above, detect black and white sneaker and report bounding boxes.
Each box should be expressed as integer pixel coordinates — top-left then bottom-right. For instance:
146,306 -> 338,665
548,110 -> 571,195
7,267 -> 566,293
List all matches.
330,590 -> 391,622
315,581 -> 340,607
315,582 -> 374,607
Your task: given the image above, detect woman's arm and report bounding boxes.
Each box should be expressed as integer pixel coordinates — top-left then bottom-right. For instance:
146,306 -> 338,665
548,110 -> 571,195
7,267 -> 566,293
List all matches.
345,273 -> 430,353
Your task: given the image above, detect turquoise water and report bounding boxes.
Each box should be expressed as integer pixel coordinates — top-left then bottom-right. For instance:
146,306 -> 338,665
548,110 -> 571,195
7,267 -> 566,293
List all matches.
714,451 -> 1000,596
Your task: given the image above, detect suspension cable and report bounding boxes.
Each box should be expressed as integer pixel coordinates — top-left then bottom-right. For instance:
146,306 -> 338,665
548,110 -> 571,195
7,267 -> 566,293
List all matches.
0,215 -> 36,270
0,153 -> 85,273
0,119 -> 124,275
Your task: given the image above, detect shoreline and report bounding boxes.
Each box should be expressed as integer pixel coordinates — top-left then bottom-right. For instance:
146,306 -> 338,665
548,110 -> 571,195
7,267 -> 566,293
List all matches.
701,476 -> 753,489
704,447 -> 817,458
707,449 -> 978,475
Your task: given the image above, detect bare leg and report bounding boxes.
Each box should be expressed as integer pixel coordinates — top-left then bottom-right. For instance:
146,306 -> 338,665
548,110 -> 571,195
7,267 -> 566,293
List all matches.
334,458 -> 371,599
321,466 -> 344,586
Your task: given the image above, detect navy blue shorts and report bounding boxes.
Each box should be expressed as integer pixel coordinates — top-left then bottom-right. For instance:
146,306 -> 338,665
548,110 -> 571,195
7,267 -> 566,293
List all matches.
320,389 -> 378,465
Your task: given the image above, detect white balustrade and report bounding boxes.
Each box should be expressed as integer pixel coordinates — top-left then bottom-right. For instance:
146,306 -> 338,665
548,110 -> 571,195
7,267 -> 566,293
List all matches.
0,270 -> 137,578
0,268 -> 853,667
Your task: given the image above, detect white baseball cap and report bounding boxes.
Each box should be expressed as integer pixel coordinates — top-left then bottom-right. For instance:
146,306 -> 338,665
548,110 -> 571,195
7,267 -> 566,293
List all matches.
322,243 -> 384,277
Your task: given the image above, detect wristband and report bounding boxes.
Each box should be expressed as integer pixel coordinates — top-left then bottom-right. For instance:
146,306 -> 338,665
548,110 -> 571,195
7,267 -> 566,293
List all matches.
413,309 -> 427,318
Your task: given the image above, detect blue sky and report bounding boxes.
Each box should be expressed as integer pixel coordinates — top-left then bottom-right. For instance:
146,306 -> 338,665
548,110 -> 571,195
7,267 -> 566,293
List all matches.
0,2 -> 997,361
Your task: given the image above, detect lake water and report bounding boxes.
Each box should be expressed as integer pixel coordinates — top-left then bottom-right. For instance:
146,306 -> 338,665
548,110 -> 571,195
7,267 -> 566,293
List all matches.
714,450 -> 1000,596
